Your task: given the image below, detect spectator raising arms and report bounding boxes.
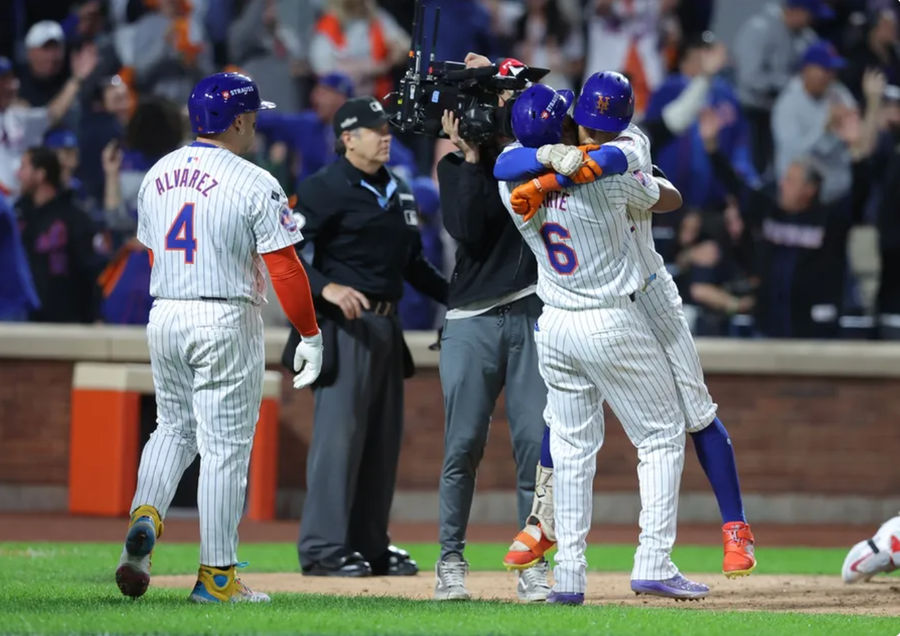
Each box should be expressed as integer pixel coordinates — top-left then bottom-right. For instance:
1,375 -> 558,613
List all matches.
310,0 -> 409,99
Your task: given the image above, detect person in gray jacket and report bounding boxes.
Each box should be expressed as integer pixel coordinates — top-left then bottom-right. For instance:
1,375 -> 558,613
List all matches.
771,41 -> 857,205
733,0 -> 827,174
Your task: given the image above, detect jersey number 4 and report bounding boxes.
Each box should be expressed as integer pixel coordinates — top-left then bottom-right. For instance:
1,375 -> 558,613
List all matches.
540,222 -> 578,274
165,203 -> 197,264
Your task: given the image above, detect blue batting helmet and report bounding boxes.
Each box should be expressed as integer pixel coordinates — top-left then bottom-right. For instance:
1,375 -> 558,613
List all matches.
187,72 -> 275,135
573,71 -> 634,133
511,84 -> 575,147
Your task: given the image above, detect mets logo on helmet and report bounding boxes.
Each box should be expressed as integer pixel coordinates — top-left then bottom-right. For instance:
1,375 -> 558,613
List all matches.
596,95 -> 611,114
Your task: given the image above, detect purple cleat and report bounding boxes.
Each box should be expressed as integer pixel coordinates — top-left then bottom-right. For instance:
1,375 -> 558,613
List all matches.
630,574 -> 709,600
546,591 -> 585,605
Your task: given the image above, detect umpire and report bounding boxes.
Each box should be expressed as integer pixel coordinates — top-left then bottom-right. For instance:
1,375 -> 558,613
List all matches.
287,97 -> 448,576
433,101 -> 546,600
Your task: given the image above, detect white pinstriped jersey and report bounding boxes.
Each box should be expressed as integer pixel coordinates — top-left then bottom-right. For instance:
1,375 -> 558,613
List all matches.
498,142 -> 660,310
136,142 -> 301,304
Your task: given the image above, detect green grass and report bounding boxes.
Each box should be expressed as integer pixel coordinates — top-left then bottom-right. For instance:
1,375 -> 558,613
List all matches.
0,542 -> 897,636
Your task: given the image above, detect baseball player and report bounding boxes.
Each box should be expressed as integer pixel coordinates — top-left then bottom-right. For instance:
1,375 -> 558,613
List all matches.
114,72 -> 323,604
842,513 -> 900,583
496,73 -> 709,604
496,80 -> 756,581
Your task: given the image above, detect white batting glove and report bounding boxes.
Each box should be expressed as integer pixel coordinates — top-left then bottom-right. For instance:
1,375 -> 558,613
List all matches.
536,144 -> 583,176
292,332 -> 323,389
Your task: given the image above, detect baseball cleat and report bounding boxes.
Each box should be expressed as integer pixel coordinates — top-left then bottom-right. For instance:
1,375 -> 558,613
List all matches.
841,515 -> 900,583
190,565 -> 271,603
631,574 -> 710,600
546,590 -> 584,605
503,521 -> 556,570
115,505 -> 163,599
722,521 -> 756,578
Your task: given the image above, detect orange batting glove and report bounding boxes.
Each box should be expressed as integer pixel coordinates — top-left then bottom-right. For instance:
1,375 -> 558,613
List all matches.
510,173 -> 561,222
570,144 -> 603,184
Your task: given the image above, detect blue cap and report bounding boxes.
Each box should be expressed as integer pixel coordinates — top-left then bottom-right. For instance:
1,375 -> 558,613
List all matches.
801,40 -> 845,70
318,73 -> 354,98
0,56 -> 12,76
785,0 -> 835,20
43,128 -> 78,149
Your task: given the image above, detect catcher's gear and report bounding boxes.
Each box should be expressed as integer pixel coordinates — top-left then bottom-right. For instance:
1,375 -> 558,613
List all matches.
292,331 -> 323,389
188,72 -> 275,135
536,144 -> 584,176
510,173 -> 561,222
511,84 -> 575,147
573,71 -> 634,133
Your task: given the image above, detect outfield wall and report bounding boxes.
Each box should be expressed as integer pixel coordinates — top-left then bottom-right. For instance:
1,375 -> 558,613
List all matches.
1,323 -> 898,524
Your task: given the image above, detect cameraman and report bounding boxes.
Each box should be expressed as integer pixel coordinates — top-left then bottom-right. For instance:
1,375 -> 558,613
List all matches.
433,55 -> 547,602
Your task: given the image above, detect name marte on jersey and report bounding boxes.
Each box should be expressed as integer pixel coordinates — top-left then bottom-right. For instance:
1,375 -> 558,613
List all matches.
154,168 -> 220,198
544,191 -> 570,211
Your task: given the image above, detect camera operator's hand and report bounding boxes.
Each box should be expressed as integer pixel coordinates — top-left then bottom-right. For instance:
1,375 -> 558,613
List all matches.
536,144 -> 584,176
464,52 -> 492,69
442,109 -> 480,164
322,283 -> 371,320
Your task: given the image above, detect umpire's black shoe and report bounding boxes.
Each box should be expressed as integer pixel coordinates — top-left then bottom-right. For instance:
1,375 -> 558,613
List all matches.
370,545 -> 419,576
301,551 -> 372,577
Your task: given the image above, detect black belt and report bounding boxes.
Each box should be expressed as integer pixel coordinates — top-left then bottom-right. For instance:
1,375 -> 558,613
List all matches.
366,300 -> 396,316
200,296 -> 228,301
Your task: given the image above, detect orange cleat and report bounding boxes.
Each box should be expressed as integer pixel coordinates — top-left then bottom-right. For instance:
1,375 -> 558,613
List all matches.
503,521 -> 557,570
722,521 -> 756,578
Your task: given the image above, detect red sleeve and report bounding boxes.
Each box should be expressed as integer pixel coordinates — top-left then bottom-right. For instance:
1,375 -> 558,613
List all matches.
262,246 -> 320,338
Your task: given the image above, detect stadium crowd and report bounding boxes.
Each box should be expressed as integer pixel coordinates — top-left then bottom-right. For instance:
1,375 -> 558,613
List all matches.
1,0 -> 898,339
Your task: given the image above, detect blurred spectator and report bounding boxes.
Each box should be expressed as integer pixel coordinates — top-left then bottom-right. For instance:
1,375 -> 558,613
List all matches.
77,74 -> 133,202
257,72 -> 354,184
310,0 -> 410,98
0,50 -> 97,196
702,109 -> 850,339
228,0 -> 306,113
0,191 -> 40,321
63,0 -> 123,108
841,8 -> 900,103
646,35 -> 758,210
15,146 -> 102,323
733,0 -> 824,174
772,40 -> 858,204
513,0 -> 583,92
43,127 -> 89,206
871,84 -> 900,338
128,0 -> 213,103
103,97 -> 184,240
582,0 -> 668,116
17,21 -> 68,107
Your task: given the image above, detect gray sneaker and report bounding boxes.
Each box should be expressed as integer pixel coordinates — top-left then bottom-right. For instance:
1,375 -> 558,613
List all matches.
517,559 -> 551,602
434,553 -> 470,600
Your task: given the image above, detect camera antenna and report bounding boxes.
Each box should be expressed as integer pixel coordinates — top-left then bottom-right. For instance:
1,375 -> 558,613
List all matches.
428,6 -> 440,77
411,0 -> 424,76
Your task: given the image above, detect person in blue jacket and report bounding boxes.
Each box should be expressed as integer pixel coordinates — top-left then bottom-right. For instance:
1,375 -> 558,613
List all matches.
645,34 -> 759,210
0,191 -> 40,320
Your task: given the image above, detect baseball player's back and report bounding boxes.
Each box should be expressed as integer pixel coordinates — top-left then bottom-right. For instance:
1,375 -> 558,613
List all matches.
499,145 -> 655,310
138,142 -> 293,303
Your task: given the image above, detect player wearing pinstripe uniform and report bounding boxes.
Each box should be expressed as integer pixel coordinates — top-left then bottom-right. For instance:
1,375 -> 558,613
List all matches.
115,73 -> 323,604
498,86 -> 756,584
497,74 -> 710,605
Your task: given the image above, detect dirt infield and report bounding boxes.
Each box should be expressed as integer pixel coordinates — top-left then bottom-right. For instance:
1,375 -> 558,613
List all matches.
152,572 -> 900,616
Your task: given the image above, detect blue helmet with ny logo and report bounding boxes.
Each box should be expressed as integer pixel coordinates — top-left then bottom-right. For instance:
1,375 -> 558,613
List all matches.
573,71 -> 634,133
511,84 -> 575,148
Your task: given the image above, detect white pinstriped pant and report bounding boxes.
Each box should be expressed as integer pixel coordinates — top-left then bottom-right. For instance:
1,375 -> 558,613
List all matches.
534,300 -> 685,593
132,298 -> 264,567
636,269 -> 718,433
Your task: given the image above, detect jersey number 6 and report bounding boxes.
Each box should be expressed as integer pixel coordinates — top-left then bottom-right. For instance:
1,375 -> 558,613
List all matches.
539,222 -> 578,275
165,202 -> 197,264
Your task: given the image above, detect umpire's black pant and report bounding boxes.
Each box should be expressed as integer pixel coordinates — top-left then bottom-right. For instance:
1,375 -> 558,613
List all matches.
298,311 -> 404,568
